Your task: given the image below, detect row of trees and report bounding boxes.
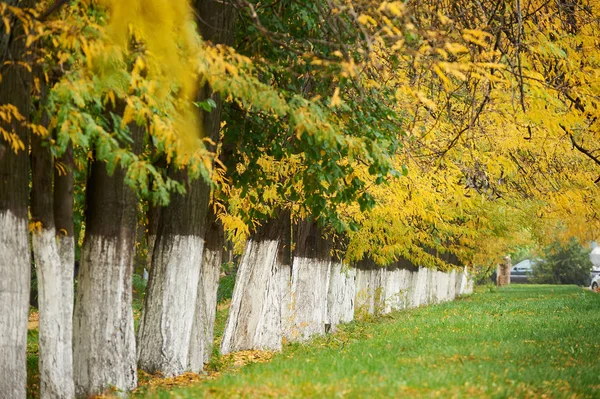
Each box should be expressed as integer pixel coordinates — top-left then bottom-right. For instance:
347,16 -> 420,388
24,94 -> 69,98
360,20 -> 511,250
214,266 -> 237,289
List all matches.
1,0 -> 599,397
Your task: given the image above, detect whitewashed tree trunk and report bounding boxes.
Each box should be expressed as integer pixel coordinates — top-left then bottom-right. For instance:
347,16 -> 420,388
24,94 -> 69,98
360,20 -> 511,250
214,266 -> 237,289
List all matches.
221,239 -> 283,353
286,258 -> 331,341
33,230 -> 75,399
456,267 -> 472,295
137,235 -> 204,376
73,236 -> 137,396
399,268 -> 413,310
411,267 -> 429,307
187,241 -> 221,372
464,267 -> 474,294
30,82 -> 75,398
73,135 -> 141,397
427,268 -> 438,304
279,264 -> 293,340
355,267 -> 388,317
58,237 -> 75,397
438,271 -> 451,303
374,268 -> 387,314
326,263 -> 355,331
447,270 -> 457,300
1,1 -> 33,396
0,212 -> 30,399
355,268 -> 374,317
383,269 -> 402,314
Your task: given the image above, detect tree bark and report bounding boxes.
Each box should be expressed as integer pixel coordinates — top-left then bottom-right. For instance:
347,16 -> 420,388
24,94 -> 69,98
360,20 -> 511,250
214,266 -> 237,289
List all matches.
73,125 -> 142,397
220,216 -> 290,354
136,169 -> 210,376
382,267 -> 412,313
137,0 -> 236,375
285,220 -> 332,341
31,124 -> 75,398
0,1 -> 33,397
326,262 -> 356,332
354,260 -> 386,318
189,0 -> 238,371
54,144 -> 76,341
187,208 -> 223,372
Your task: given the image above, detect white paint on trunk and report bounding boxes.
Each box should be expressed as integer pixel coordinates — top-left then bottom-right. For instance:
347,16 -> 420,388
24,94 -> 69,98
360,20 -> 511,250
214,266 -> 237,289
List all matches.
137,235 -> 204,377
73,235 -> 137,397
220,240 -> 282,354
456,267 -> 472,295
327,263 -> 355,330
410,267 -> 429,307
56,235 -> 75,397
354,269 -> 371,317
188,247 -> 221,372
279,264 -> 292,340
33,229 -> 74,399
438,271 -> 451,303
383,269 -> 412,313
383,269 -> 401,314
447,270 -> 457,300
464,267 -> 474,294
0,211 -> 30,399
355,268 -> 387,317
285,257 -> 331,341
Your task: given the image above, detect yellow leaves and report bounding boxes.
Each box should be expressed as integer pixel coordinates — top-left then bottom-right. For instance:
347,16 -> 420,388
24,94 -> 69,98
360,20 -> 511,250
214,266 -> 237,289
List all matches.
2,15 -> 10,34
461,29 -> 492,47
445,42 -> 470,55
29,221 -> 42,234
415,91 -> 437,111
121,103 -> 134,127
220,213 -> 251,254
29,122 -> 48,138
330,87 -> 342,108
437,12 -> 453,25
377,2 -> 404,17
357,14 -> 377,27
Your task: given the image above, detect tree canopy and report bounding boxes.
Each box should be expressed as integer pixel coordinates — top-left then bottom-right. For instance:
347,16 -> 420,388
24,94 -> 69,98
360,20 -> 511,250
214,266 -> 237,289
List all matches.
2,0 -> 600,269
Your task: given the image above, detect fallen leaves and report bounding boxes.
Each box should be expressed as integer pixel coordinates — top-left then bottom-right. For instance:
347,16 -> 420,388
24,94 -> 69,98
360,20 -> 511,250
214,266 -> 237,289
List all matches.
133,350 -> 275,395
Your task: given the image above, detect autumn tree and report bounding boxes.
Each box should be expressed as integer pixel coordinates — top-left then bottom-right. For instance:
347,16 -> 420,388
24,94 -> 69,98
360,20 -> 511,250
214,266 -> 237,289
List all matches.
0,1 -> 33,397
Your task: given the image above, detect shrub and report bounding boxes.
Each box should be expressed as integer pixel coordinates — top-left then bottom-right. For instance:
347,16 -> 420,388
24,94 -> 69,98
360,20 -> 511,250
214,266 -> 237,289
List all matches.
217,262 -> 237,303
532,238 -> 592,286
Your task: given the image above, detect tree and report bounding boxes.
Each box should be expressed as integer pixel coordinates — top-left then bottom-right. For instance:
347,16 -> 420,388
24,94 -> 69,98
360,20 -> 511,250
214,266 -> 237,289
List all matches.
30,82 -> 75,398
0,1 -> 33,397
72,121 -> 143,397
532,238 -> 593,286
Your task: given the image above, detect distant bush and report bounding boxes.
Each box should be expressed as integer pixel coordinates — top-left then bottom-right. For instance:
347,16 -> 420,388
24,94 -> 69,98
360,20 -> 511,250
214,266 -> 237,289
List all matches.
532,238 -> 592,286
217,262 -> 237,303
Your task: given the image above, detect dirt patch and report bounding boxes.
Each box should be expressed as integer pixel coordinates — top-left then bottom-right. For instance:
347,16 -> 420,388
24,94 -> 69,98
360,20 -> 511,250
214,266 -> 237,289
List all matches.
28,311 -> 39,330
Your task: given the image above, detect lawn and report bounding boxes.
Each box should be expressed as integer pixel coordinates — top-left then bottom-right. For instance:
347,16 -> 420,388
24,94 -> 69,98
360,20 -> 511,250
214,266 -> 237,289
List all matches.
139,285 -> 600,398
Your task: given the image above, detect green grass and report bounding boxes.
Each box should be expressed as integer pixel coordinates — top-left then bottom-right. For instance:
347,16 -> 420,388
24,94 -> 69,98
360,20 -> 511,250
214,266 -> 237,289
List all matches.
142,285 -> 600,398
26,328 -> 39,398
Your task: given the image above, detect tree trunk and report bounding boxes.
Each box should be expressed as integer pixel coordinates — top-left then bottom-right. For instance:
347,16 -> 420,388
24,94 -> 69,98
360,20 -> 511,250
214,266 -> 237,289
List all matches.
31,125 -> 75,398
187,208 -> 223,372
497,255 -> 511,287
136,168 -> 209,376
54,144 -> 75,344
326,262 -> 356,331
411,267 -> 430,307
73,125 -> 142,396
354,260 -> 386,318
0,2 -> 33,396
285,220 -> 332,341
220,216 -> 289,354
449,269 -> 457,299
383,267 -> 413,313
138,0 -> 236,375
